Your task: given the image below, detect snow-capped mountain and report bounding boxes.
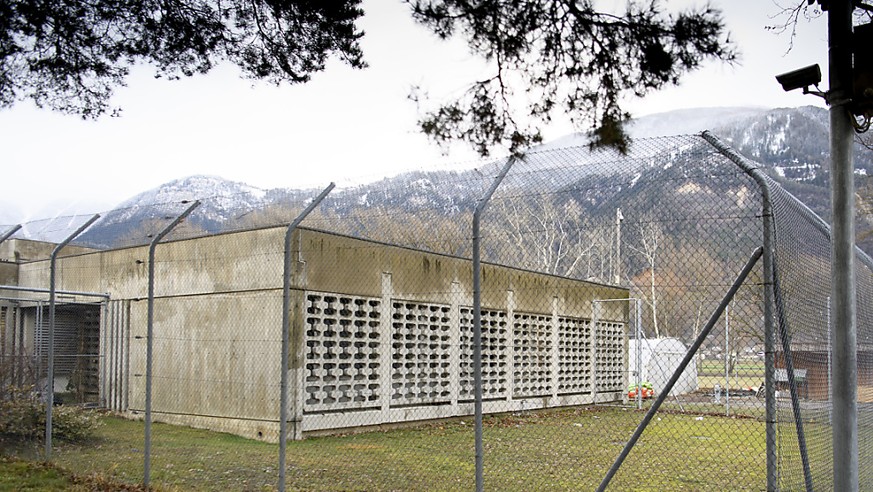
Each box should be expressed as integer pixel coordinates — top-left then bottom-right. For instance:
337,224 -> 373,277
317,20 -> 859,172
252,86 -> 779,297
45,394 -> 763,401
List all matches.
540,106 -> 771,149
12,105 -> 872,249
714,106 -> 832,177
76,176 -> 272,248
114,175 -> 268,222
714,106 -> 873,220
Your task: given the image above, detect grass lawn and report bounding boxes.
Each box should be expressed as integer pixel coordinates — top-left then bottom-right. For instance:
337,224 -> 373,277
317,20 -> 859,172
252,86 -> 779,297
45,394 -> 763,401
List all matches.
0,457 -> 75,491
1,406 -> 769,491
698,358 -> 765,390
0,454 -> 147,491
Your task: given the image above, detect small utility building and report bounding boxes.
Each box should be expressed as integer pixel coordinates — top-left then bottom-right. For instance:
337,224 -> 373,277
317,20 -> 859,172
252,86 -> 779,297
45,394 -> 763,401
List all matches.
628,338 -> 698,397
2,226 -> 629,441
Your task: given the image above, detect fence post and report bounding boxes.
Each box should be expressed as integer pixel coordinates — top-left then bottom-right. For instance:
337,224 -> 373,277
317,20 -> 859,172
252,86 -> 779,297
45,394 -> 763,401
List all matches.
828,2 -> 858,488
46,214 -> 100,460
472,156 -> 516,492
725,305 -> 730,417
593,298 -> 640,408
596,247 -> 763,492
702,131 -> 779,489
279,183 -> 334,492
36,301 -> 43,394
772,270 -> 814,490
144,202 -> 200,488
635,300 -> 642,410
0,225 -> 22,245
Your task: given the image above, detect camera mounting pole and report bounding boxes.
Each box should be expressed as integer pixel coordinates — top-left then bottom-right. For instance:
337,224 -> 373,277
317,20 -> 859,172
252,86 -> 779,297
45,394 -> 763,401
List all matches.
827,1 -> 858,490
774,2 -> 859,488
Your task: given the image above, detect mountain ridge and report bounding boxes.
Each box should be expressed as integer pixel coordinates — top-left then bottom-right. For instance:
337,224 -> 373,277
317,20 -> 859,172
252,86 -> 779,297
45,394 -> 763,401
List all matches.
10,105 -> 870,249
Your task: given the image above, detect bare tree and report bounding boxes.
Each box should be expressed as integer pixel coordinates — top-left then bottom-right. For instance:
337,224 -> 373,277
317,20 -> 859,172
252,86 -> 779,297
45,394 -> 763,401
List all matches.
484,194 -> 613,279
627,218 -> 664,337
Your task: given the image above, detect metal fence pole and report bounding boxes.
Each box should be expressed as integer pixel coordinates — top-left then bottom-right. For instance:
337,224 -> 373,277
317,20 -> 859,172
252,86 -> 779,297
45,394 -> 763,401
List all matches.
144,201 -> 200,488
36,300 -> 43,394
472,157 -> 515,492
0,224 -> 22,244
828,297 -> 833,425
636,300 -> 642,408
702,131 -> 779,489
828,2 -> 858,489
46,214 -> 100,460
706,127 -> 871,490
772,269 -> 814,491
279,183 -> 335,492
596,247 -> 763,492
615,209 -> 622,284
636,299 -> 642,410
725,305 -> 730,417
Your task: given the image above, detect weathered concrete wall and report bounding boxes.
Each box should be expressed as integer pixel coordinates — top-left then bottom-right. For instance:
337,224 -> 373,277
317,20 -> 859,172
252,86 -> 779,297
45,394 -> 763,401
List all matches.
15,227 -> 625,320
15,227 -> 287,299
14,244 -> 145,299
294,229 -> 626,321
0,239 -> 97,301
126,292 -> 284,440
0,239 -> 95,263
0,262 -> 17,286
14,228 -> 290,440
12,226 -> 628,442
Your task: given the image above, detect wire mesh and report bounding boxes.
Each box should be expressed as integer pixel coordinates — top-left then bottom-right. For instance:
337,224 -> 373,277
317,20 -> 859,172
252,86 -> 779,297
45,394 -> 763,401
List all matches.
471,135 -> 769,489
0,132 -> 869,490
766,173 -> 873,490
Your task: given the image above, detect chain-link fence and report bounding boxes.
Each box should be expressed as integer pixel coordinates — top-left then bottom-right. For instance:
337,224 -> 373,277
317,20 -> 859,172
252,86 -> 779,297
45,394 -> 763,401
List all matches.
760,153 -> 873,491
1,133 -> 870,490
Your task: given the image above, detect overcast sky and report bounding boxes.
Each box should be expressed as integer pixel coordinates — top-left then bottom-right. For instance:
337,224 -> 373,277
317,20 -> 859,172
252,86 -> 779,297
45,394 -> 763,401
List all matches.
0,0 -> 829,223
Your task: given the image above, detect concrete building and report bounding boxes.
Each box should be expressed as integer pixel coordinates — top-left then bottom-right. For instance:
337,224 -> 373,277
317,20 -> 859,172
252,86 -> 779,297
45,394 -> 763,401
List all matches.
1,226 -> 629,441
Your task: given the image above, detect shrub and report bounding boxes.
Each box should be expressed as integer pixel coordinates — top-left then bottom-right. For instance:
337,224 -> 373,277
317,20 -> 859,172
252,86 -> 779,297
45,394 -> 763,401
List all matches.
50,405 -> 102,442
0,385 -> 101,442
0,385 -> 43,439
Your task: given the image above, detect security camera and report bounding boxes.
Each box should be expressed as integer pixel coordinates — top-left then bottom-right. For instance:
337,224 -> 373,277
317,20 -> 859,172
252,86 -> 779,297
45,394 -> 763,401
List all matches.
775,64 -> 822,92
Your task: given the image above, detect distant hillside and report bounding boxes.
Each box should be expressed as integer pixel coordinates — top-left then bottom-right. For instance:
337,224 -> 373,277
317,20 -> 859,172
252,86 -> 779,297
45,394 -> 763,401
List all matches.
17,105 -> 872,254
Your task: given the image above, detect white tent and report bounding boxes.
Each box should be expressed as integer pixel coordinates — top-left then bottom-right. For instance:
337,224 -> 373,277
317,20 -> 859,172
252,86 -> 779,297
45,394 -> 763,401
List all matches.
628,337 -> 698,397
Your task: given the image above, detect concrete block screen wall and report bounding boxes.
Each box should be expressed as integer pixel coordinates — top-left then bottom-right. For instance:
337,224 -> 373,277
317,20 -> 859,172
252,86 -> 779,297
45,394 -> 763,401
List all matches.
13,226 -> 629,442
287,229 -> 629,438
